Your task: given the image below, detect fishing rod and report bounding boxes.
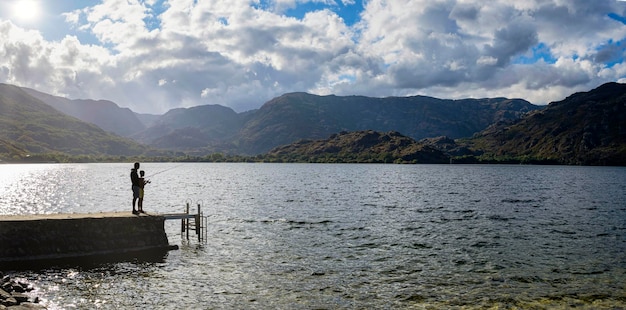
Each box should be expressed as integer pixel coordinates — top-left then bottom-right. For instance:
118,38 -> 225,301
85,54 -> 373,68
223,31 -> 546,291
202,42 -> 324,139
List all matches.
147,163 -> 185,178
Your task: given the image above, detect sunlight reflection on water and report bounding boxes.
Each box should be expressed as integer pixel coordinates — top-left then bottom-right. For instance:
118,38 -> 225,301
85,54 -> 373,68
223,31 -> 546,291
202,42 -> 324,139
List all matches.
1,163 -> 625,309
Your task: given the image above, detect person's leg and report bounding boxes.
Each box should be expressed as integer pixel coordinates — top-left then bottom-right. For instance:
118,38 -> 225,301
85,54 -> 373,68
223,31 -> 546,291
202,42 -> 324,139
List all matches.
138,188 -> 144,212
132,186 -> 139,214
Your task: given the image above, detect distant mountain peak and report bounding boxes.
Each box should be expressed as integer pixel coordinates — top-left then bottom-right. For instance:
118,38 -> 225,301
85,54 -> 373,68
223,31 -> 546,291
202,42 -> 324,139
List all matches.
21,87 -> 146,137
556,82 -> 626,106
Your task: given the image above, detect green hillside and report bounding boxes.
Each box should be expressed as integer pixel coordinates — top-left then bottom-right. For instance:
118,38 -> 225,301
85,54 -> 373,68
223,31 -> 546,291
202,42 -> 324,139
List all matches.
264,130 -> 449,164
464,82 -> 626,165
0,84 -> 148,161
235,92 -> 540,154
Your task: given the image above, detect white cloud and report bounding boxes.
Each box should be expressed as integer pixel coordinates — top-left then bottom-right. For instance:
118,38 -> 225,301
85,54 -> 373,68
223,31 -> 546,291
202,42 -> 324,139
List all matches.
477,56 -> 498,66
0,0 -> 625,113
352,0 -> 626,102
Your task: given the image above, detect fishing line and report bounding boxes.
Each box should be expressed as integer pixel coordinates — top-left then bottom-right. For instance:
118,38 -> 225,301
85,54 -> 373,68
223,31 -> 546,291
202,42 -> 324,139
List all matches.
147,163 -> 185,178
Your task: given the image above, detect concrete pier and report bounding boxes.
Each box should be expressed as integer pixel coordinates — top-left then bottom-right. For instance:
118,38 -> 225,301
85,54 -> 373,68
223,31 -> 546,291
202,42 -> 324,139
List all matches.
0,212 -> 178,270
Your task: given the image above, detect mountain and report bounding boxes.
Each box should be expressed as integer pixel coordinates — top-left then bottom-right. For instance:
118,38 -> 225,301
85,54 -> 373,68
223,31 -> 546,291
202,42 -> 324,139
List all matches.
18,85 -> 540,156
464,82 -> 626,165
265,130 -> 450,163
234,93 -> 541,154
5,81 -> 625,165
131,104 -> 246,153
22,88 -> 147,137
123,92 -> 539,155
0,84 -> 147,159
134,113 -> 161,128
0,137 -> 28,160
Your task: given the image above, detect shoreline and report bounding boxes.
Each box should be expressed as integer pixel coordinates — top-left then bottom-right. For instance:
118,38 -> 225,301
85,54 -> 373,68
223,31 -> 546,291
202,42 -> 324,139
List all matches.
0,272 -> 44,309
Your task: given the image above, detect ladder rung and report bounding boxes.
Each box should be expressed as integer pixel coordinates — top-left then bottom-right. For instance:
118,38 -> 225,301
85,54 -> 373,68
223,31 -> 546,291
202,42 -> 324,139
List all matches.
180,203 -> 208,243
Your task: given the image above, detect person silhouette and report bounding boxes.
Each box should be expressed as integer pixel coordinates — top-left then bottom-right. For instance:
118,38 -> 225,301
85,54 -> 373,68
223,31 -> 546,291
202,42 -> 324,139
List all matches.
138,170 -> 150,213
130,162 -> 140,214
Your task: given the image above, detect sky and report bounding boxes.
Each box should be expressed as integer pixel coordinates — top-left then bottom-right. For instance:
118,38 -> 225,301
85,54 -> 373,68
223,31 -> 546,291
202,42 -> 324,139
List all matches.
1,0 -> 626,114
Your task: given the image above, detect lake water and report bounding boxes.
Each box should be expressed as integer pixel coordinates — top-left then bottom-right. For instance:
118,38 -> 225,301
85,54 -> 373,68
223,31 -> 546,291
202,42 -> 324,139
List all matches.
1,163 -> 625,309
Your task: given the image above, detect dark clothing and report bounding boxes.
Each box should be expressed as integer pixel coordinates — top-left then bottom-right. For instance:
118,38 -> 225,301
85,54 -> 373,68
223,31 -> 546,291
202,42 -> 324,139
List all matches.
130,169 -> 140,187
132,185 -> 140,199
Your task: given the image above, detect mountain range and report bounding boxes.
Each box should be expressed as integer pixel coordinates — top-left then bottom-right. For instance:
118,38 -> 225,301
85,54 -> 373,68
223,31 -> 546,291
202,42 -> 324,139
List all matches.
233,93 -> 539,154
0,84 -> 147,159
11,88 -> 541,155
1,82 -> 625,165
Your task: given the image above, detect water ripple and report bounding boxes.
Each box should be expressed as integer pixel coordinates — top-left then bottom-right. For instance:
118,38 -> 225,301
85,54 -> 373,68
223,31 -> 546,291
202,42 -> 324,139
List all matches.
2,163 -> 625,309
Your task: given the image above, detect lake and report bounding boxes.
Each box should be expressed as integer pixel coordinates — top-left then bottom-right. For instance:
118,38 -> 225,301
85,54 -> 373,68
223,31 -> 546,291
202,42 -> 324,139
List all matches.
1,163 -> 625,309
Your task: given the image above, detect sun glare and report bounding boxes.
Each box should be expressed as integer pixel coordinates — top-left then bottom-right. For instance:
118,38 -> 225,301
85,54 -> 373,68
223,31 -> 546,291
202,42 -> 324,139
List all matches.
12,0 -> 41,22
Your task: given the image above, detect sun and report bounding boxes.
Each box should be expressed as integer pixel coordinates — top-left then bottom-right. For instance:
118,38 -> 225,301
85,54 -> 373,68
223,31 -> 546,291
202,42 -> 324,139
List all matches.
12,0 -> 41,22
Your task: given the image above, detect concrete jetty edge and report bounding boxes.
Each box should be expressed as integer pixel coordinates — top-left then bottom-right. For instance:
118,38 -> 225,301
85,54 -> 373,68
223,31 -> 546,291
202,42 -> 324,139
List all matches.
0,212 -> 178,270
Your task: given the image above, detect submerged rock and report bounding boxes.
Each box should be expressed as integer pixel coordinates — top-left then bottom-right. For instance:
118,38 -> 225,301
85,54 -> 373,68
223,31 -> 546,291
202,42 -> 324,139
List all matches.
0,276 -> 44,309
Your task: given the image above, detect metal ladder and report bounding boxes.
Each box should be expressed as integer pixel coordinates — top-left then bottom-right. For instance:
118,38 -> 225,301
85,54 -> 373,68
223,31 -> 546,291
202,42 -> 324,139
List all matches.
180,202 -> 208,243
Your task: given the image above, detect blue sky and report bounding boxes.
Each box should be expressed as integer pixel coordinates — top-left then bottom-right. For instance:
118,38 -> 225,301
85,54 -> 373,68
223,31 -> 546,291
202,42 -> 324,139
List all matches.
0,0 -> 625,113
283,0 -> 364,26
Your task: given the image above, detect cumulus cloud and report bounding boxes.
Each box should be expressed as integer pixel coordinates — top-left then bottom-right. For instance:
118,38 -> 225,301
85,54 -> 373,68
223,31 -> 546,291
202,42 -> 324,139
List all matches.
0,0 -> 625,113
351,0 -> 626,101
